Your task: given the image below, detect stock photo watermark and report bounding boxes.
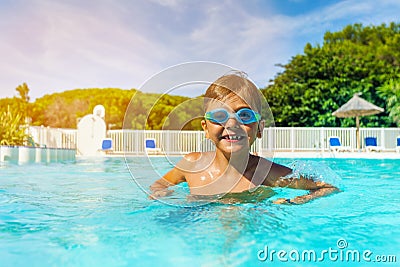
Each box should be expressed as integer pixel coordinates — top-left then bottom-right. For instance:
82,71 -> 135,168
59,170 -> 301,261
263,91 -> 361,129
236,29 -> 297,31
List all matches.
257,238 -> 397,263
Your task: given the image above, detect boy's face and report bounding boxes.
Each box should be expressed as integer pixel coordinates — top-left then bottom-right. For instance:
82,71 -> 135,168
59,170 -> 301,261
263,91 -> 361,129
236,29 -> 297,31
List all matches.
201,95 -> 264,155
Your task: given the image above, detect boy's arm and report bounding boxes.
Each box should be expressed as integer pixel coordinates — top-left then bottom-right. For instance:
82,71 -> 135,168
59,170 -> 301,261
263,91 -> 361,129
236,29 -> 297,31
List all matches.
263,163 -> 340,204
149,167 -> 186,199
271,176 -> 340,204
273,186 -> 339,205
149,152 -> 201,199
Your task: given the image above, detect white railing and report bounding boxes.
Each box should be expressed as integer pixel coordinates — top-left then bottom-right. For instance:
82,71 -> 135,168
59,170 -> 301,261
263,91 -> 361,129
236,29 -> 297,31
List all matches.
29,126 -> 77,149
267,127 -> 400,152
29,126 -> 400,154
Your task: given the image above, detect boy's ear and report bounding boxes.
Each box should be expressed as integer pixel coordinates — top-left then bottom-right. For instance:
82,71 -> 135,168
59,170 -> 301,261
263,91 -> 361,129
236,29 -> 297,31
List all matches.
257,120 -> 265,138
201,120 -> 209,138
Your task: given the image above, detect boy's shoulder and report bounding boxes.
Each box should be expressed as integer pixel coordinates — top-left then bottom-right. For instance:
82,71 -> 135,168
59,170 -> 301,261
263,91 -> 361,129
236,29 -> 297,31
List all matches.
183,152 -> 202,161
250,155 -> 288,169
175,152 -> 213,176
249,155 -> 292,185
249,154 -> 271,165
176,151 -> 214,173
183,151 -> 215,162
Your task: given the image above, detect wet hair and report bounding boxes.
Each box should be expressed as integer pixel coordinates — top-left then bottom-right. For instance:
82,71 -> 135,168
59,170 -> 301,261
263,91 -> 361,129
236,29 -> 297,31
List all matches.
204,72 -> 263,113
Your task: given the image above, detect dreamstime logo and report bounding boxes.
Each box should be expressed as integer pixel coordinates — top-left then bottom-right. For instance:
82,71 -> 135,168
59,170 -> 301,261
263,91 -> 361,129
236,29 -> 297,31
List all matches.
257,238 -> 397,263
122,61 -> 275,207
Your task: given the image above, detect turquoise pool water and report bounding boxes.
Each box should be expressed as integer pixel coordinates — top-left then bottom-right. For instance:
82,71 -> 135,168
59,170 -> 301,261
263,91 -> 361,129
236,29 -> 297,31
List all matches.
0,157 -> 399,266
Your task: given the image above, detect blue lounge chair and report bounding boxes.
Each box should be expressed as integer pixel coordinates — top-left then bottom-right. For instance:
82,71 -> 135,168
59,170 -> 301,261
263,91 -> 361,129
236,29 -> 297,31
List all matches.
145,138 -> 161,154
396,136 -> 400,153
328,136 -> 350,152
365,137 -> 382,152
100,138 -> 113,153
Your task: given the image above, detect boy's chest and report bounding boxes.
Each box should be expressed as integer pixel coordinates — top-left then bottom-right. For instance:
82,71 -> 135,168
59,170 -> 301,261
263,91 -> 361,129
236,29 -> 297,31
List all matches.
185,170 -> 256,195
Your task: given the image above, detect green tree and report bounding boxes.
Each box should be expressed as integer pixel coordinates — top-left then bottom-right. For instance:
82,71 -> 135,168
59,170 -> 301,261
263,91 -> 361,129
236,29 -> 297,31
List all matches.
0,83 -> 32,146
262,22 -> 400,127
125,92 -> 203,130
0,106 -> 30,146
14,82 -> 31,124
28,88 -> 203,130
31,88 -> 137,129
377,79 -> 400,126
16,82 -> 30,102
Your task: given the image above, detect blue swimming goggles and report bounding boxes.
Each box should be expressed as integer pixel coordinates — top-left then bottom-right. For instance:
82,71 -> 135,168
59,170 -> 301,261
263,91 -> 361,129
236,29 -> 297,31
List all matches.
204,108 -> 261,124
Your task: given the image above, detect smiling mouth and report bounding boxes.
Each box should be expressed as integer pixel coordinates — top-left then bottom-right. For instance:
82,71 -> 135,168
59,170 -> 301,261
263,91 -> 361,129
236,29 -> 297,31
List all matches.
220,135 -> 244,141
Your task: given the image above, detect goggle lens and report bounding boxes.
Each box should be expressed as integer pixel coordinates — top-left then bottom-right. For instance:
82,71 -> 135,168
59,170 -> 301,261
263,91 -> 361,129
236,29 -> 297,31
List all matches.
205,108 -> 260,124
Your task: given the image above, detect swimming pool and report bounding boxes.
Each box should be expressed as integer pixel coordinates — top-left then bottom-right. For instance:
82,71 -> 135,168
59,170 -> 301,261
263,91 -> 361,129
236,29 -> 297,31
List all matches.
1,157 -> 399,266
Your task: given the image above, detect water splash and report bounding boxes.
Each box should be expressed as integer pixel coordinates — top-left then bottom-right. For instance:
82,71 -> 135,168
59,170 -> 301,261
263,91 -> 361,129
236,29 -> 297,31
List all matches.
285,160 -> 342,188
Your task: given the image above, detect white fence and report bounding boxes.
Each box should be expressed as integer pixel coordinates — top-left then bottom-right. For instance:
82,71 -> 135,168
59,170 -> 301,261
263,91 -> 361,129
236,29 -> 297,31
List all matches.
29,126 -> 77,149
29,126 -> 400,154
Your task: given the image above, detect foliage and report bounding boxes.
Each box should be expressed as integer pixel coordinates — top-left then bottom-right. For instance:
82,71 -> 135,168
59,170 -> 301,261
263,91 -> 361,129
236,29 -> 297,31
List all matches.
0,83 -> 32,146
262,22 -> 400,127
0,83 -> 32,124
125,91 -> 203,130
31,88 -> 136,129
0,97 -> 19,115
0,106 -> 30,146
377,79 -> 400,126
25,88 -> 203,130
16,83 -> 30,102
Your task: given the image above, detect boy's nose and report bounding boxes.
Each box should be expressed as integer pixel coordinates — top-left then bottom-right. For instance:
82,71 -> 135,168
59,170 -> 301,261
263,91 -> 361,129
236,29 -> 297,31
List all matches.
224,117 -> 241,128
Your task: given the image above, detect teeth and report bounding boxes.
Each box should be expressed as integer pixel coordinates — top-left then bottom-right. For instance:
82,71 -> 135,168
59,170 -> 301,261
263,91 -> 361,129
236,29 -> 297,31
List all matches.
225,135 -> 241,140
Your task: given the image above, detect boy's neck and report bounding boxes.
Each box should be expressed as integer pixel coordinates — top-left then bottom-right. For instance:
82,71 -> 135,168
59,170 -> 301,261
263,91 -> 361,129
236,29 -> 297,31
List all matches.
215,149 -> 251,173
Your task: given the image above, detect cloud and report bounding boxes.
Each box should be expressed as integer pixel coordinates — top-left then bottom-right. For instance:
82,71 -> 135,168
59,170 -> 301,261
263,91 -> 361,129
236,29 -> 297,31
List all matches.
0,0 -> 399,99
0,0 -> 176,98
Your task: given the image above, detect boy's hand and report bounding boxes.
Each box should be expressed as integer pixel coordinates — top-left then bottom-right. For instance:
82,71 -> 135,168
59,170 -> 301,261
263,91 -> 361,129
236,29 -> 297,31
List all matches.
149,189 -> 174,199
273,198 -> 299,205
273,187 -> 339,205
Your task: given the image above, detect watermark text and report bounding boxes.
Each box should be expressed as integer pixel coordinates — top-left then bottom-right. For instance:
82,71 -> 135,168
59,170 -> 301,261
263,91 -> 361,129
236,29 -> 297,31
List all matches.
257,239 -> 397,263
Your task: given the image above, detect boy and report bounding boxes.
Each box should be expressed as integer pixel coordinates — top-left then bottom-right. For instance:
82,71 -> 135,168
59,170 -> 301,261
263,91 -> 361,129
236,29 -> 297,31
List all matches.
150,73 -> 338,204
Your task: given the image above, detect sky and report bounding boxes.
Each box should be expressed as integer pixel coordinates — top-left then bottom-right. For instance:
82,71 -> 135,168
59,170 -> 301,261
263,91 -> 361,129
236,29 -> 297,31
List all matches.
0,0 -> 399,100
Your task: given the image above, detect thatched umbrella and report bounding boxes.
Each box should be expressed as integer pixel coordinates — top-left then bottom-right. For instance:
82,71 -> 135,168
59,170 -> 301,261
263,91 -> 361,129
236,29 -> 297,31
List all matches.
332,93 -> 384,150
